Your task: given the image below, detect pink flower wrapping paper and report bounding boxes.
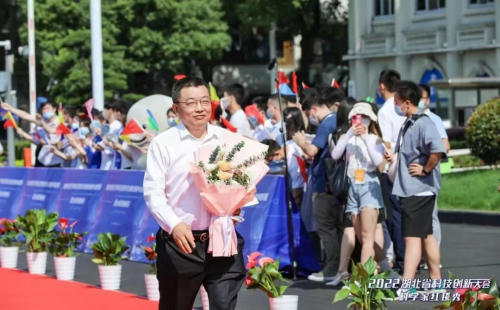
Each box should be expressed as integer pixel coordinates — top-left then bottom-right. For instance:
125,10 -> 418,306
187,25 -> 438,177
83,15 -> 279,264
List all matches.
190,130 -> 270,257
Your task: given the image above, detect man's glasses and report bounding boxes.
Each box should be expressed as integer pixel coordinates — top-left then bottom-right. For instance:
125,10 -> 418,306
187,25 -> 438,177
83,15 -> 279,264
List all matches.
176,99 -> 211,109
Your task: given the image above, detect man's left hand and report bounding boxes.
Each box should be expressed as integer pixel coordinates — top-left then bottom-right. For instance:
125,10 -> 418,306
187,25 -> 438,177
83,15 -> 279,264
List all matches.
408,163 -> 425,177
293,131 -> 307,147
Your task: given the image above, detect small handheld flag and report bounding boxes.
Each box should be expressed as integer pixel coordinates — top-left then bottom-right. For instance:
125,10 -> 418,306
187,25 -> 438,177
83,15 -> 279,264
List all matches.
55,123 -> 71,136
302,82 -> 309,89
85,99 -> 94,121
146,109 -> 160,131
120,118 -> 145,142
292,72 -> 298,94
244,105 -> 264,125
36,128 -> 49,144
209,83 -> 220,101
220,117 -> 237,133
174,74 -> 186,81
366,97 -> 374,103
2,111 -> 17,129
331,78 -> 340,89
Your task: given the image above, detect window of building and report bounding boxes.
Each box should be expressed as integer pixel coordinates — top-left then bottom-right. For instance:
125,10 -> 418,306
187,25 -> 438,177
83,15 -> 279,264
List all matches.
374,0 -> 394,16
469,0 -> 494,5
416,0 -> 445,12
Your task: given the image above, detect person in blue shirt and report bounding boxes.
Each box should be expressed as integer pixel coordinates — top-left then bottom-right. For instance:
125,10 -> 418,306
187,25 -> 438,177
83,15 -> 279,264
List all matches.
293,86 -> 345,282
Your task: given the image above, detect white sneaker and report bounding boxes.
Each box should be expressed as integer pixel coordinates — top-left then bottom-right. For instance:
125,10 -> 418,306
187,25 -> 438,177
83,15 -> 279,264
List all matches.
326,272 -> 350,286
307,271 -> 334,282
423,263 -> 443,270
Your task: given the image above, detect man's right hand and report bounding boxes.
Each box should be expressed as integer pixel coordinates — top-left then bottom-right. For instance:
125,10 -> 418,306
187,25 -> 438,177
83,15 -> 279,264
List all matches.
171,222 -> 195,254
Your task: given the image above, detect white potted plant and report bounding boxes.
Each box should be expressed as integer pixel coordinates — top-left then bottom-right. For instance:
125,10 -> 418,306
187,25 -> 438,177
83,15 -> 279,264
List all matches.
142,234 -> 159,301
90,232 -> 130,290
48,218 -> 87,281
245,252 -> 298,310
0,218 -> 22,268
17,209 -> 58,275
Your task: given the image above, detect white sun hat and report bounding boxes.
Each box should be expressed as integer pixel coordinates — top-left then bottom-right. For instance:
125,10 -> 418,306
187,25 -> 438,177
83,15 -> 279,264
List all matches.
348,102 -> 377,122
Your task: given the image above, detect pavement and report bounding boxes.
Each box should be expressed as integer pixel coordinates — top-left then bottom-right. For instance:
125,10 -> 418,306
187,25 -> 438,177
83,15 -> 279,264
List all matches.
16,223 -> 500,310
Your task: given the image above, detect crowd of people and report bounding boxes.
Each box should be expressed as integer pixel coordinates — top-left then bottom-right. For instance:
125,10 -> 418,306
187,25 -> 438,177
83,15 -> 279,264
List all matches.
1,69 -> 450,297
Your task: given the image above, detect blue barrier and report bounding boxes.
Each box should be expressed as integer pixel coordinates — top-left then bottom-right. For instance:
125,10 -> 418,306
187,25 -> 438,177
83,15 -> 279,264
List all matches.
0,167 -> 320,272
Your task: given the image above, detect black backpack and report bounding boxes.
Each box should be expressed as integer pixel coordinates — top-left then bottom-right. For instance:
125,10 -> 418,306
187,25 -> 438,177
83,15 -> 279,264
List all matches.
324,131 -> 348,204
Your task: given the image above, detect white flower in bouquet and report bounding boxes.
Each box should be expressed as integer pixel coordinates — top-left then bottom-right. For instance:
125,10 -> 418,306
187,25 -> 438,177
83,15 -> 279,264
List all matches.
206,163 -> 218,172
229,179 -> 241,186
219,145 -> 226,157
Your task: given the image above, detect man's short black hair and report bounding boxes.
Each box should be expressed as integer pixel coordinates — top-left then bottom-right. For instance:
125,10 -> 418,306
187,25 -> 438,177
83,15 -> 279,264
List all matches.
317,86 -> 345,108
379,69 -> 401,92
224,83 -> 246,107
395,80 -> 421,106
260,139 -> 281,158
419,84 -> 431,97
172,76 -> 209,103
252,96 -> 268,113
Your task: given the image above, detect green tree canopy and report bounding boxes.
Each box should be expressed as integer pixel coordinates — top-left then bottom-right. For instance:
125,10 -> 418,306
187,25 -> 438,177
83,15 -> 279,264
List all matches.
18,0 -> 230,106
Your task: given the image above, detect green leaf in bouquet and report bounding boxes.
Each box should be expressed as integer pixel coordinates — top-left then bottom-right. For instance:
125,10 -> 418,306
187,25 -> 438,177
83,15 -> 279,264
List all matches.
333,288 -> 350,303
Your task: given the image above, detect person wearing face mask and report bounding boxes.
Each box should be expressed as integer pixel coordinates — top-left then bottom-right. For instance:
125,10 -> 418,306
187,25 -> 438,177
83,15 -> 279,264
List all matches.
99,100 -> 130,170
292,86 -> 345,282
221,83 -> 252,137
251,96 -> 274,132
1,100 -> 63,167
266,94 -> 288,145
51,119 -> 91,169
417,84 -> 448,271
385,81 -> 446,295
167,108 -> 179,128
375,69 -> 406,273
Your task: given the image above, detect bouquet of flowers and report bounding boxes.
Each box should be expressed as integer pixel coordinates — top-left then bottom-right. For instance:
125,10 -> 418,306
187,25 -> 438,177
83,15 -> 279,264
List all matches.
190,131 -> 269,257
142,234 -> 157,275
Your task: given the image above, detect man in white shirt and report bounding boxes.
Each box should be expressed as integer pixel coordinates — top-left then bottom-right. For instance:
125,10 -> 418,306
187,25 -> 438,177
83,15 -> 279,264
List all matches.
376,69 -> 406,272
143,77 -> 245,310
221,84 -> 252,137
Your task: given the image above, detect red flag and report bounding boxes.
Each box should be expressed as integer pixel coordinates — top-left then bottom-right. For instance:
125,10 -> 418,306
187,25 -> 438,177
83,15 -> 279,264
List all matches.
276,71 -> 290,90
294,155 -> 308,183
55,123 -> 72,136
292,72 -> 298,94
211,100 -> 220,121
121,118 -> 144,135
3,118 -> 15,130
174,74 -> 186,81
302,82 -> 309,89
220,117 -> 237,133
331,78 -> 340,88
244,105 -> 264,125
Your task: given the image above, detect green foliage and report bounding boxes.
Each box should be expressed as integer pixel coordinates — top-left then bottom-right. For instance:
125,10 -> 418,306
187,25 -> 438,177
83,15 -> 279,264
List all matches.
48,218 -> 88,257
17,209 -> 59,252
0,219 -> 23,247
333,256 -> 394,310
17,0 -> 231,105
466,97 -> 500,165
225,142 -> 245,162
434,271 -> 500,310
90,232 -> 130,266
209,145 -> 221,164
246,254 -> 288,298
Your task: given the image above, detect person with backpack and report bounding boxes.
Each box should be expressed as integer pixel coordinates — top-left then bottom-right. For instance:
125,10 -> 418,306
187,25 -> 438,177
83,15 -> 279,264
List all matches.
385,81 -> 445,294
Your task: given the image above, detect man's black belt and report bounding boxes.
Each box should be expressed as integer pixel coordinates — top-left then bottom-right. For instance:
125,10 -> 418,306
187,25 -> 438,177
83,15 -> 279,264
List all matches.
161,229 -> 209,243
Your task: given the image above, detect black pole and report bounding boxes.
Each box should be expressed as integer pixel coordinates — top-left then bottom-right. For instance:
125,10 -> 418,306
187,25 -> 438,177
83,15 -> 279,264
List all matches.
269,59 -> 297,280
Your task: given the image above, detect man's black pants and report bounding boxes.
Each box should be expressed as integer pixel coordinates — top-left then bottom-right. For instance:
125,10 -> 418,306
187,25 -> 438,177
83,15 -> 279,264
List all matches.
381,173 -> 406,270
156,228 -> 245,310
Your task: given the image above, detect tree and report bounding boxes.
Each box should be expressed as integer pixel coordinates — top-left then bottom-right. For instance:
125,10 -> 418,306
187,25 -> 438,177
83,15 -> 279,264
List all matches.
17,0 -> 231,106
466,97 -> 500,166
227,0 -> 348,85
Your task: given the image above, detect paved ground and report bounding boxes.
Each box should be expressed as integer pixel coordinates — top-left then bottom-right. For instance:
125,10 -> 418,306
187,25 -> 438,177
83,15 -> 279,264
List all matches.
16,223 -> 500,310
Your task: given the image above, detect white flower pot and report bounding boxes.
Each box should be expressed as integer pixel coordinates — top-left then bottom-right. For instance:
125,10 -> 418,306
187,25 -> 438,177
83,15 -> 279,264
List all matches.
26,252 -> 48,275
98,265 -> 122,290
269,295 -> 299,310
54,256 -> 76,281
0,247 -> 19,268
144,274 -> 159,301
200,285 -> 209,310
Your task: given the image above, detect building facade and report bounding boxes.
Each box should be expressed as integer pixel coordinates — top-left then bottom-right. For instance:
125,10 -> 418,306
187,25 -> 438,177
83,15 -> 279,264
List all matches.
344,0 -> 500,114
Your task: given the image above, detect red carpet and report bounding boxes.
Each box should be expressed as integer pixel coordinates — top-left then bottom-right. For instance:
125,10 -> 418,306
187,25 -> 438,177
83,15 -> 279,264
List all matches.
0,268 -> 158,310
